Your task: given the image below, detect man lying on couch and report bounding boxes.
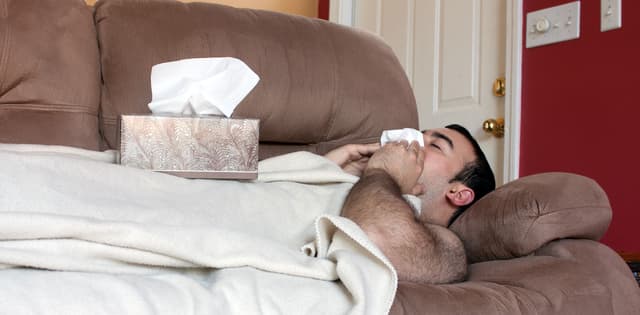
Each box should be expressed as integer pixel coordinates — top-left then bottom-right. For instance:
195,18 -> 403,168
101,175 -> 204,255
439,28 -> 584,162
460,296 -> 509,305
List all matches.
326,124 -> 495,284
0,123 -> 494,315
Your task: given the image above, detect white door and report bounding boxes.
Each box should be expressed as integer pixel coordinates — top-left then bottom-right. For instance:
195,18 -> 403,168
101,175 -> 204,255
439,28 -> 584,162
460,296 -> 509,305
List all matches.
330,0 -> 520,185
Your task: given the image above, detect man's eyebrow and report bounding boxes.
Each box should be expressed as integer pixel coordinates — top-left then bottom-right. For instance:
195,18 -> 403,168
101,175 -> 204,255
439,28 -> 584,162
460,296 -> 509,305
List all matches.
430,131 -> 454,149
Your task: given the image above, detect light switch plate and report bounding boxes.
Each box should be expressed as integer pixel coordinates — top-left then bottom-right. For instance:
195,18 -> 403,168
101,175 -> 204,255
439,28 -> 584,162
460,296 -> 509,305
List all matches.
601,0 -> 622,32
526,1 -> 580,48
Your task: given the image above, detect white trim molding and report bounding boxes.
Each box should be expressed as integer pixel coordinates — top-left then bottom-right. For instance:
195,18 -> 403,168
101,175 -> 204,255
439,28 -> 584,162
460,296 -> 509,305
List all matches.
504,0 -> 522,182
329,0 -> 355,26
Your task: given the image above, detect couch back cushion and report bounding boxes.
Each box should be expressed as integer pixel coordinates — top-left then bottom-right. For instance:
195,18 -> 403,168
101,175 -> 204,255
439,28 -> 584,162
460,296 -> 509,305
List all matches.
0,0 -> 101,150
94,0 -> 417,157
451,172 -> 612,263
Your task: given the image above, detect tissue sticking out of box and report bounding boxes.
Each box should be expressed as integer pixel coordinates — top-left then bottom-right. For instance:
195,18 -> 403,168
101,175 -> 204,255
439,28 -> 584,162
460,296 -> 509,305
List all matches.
147,57 -> 259,117
380,128 -> 424,147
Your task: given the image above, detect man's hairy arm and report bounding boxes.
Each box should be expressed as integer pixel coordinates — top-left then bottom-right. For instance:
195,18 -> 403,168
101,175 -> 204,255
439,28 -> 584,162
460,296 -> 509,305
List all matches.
341,144 -> 467,284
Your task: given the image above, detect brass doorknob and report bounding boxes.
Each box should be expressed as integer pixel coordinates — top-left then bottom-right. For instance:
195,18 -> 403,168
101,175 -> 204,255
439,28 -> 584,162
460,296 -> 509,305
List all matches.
493,77 -> 506,97
482,118 -> 505,138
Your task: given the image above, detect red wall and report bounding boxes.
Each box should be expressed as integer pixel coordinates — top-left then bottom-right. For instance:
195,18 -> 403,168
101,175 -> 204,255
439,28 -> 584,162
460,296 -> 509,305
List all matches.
318,0 -> 329,20
521,0 -> 640,252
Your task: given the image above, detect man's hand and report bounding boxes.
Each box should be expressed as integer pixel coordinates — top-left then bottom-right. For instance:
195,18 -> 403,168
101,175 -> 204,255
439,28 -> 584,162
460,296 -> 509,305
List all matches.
366,140 -> 424,195
340,140 -> 468,284
324,143 -> 380,176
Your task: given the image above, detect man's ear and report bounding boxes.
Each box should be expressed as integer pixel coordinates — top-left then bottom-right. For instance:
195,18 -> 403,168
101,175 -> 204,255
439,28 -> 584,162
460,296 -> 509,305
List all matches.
446,184 -> 475,207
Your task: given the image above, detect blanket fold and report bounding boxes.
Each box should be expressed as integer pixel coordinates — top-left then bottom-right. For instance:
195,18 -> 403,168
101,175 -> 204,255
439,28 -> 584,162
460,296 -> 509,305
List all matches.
0,144 -> 397,315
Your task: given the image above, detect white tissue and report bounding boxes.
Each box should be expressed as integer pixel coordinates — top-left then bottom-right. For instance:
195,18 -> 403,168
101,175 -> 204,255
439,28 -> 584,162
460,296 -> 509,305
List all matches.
147,57 -> 260,117
403,194 -> 422,217
380,128 -> 424,147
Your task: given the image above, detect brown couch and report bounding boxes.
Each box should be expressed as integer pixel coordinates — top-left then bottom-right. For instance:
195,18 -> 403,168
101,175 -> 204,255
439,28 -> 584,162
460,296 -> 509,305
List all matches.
1,0 -> 639,314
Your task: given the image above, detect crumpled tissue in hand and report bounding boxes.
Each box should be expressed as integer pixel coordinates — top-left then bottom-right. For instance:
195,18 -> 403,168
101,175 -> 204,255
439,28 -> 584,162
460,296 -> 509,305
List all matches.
380,128 -> 424,147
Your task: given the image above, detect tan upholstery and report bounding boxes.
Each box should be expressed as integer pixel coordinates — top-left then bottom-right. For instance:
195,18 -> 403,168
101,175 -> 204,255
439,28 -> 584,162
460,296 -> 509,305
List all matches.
451,172 -> 612,263
2,0 -> 639,314
94,0 -> 417,156
393,240 -> 639,315
391,172 -> 640,314
0,0 -> 101,150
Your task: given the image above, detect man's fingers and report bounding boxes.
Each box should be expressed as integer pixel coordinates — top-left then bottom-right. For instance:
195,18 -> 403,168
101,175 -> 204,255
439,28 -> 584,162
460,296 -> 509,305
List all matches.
408,141 -> 421,153
363,142 -> 381,151
355,143 -> 380,158
348,143 -> 381,159
414,141 -> 425,163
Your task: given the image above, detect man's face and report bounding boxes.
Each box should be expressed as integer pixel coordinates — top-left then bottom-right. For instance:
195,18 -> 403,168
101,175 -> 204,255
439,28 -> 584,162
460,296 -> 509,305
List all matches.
417,128 -> 476,226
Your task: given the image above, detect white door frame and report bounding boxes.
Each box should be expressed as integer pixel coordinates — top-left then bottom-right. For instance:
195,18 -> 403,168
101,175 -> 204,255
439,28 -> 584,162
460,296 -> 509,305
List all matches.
503,0 -> 522,181
329,0 -> 523,182
329,0 -> 355,26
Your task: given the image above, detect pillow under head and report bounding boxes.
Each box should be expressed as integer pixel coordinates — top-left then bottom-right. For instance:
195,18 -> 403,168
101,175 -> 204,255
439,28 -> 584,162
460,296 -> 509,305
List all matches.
450,172 -> 612,263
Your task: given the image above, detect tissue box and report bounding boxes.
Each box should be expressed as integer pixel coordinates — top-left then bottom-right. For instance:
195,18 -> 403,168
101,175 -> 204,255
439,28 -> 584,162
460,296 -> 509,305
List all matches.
119,115 -> 259,179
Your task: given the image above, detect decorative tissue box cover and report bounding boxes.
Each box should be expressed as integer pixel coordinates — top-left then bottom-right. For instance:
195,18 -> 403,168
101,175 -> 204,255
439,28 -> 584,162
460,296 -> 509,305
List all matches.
119,115 -> 259,179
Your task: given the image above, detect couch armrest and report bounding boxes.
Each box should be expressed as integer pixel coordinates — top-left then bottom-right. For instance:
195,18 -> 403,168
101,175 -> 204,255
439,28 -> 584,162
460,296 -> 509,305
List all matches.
450,172 -> 611,263
391,239 -> 640,315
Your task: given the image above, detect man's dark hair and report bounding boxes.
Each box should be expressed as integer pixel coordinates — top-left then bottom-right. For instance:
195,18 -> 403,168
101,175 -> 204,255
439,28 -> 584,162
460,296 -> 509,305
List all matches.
444,124 -> 496,226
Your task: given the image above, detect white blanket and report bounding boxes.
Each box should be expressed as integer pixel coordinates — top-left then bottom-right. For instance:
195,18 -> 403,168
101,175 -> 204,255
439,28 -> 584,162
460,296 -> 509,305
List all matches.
0,144 -> 397,315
